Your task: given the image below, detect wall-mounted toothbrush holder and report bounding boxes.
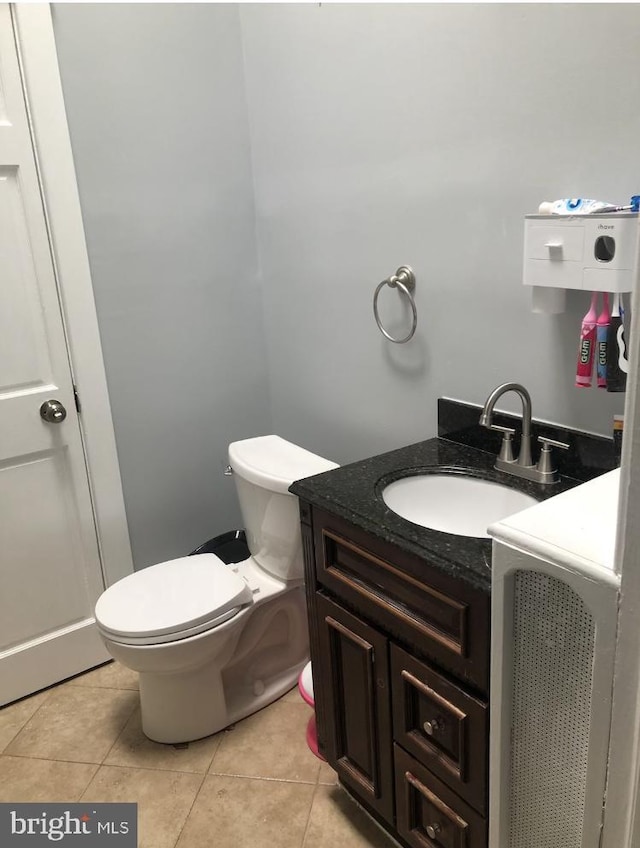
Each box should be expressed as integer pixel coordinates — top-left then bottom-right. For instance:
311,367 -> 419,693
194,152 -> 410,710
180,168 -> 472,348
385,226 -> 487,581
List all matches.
523,212 -> 638,313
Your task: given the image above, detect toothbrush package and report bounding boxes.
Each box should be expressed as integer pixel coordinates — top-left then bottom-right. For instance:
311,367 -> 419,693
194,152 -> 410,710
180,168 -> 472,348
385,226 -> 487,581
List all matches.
596,293 -> 610,389
575,291 -> 627,391
575,292 -> 598,388
606,293 -> 628,392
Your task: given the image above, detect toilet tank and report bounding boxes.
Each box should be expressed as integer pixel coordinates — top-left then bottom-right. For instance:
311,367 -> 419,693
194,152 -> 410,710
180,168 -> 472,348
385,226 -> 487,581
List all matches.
228,435 -> 338,582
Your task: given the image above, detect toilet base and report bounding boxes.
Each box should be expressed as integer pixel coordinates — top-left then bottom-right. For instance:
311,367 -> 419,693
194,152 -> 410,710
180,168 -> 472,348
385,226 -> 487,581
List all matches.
138,657 -> 306,744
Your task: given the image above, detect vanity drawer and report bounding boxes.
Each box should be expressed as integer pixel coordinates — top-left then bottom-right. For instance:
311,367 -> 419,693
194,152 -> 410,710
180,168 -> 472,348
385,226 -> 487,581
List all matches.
313,509 -> 489,692
395,745 -> 486,848
391,645 -> 487,813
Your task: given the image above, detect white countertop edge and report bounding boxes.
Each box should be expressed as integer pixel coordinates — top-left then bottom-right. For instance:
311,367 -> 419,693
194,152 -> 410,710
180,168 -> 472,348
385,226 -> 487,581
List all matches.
488,525 -> 621,589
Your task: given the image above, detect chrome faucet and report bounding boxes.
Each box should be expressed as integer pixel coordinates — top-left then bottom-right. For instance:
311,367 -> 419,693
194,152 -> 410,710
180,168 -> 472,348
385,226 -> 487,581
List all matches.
479,382 -> 568,484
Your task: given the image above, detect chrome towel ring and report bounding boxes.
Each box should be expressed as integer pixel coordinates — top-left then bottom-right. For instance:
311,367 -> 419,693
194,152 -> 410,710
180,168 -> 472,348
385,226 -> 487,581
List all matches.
373,265 -> 417,344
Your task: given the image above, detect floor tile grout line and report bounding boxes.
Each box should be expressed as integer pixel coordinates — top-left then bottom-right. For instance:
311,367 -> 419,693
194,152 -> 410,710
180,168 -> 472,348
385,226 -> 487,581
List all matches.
0,756 -> 323,782
68,685 -> 139,692
2,752 -> 322,783
0,751 -> 102,765
0,691 -> 55,755
205,731 -> 225,775
76,763 -> 102,802
62,683 -> 140,697
172,771 -> 208,848
86,762 -> 214,778
300,779 -> 321,848
0,751 -> 120,769
205,770 -> 319,785
1,751 -> 326,782
203,734 -> 222,774
0,752 -> 226,779
0,750 -> 101,768
99,698 -> 140,767
81,759 -> 218,778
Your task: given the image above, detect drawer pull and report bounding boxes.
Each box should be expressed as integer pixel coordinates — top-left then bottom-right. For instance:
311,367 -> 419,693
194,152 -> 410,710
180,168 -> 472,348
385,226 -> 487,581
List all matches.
423,718 -> 444,736
401,670 -> 465,720
404,770 -> 468,830
545,241 -> 563,259
426,823 -> 441,840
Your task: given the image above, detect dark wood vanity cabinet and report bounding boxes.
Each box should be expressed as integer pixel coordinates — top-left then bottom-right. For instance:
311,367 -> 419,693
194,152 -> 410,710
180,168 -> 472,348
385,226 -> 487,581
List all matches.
300,504 -> 490,848
316,594 -> 395,821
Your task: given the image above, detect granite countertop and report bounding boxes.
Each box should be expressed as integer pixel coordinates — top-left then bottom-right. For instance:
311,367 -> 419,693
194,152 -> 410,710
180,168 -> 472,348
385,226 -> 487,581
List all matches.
289,437 -> 580,593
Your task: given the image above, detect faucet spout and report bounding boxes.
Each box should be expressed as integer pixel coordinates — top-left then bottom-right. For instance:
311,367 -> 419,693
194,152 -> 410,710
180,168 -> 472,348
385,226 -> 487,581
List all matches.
479,382 -> 533,468
478,408 -> 492,429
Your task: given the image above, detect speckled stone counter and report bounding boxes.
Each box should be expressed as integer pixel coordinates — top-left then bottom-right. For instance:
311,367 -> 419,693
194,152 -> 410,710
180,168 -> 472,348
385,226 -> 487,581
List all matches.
290,396 -> 618,593
290,437 -> 582,594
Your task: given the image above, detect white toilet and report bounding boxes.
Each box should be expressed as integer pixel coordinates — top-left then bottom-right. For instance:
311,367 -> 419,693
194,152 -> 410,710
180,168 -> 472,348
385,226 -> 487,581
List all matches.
94,435 -> 337,744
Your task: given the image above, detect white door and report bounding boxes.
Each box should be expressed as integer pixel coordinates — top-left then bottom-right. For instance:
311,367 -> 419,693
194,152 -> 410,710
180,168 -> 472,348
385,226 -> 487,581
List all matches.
0,4 -> 109,706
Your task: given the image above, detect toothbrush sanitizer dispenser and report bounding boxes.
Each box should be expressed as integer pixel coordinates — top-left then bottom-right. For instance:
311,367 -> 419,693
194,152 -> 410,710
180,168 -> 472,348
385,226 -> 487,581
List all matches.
523,212 -> 638,295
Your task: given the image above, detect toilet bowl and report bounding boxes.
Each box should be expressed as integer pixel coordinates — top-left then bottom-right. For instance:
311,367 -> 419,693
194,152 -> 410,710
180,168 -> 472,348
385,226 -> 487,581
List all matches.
94,435 -> 337,744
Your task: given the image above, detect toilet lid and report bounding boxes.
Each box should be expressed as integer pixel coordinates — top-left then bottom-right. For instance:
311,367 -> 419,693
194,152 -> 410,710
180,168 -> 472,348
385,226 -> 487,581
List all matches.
94,554 -> 254,641
229,435 -> 338,495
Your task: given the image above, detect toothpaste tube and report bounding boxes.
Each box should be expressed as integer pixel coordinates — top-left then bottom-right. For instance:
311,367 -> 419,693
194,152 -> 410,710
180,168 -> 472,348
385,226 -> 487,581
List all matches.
539,198 -> 613,215
591,195 -> 640,214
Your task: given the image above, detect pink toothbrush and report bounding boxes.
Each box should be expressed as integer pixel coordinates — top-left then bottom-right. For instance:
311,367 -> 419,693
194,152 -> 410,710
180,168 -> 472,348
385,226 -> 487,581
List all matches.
576,292 -> 598,387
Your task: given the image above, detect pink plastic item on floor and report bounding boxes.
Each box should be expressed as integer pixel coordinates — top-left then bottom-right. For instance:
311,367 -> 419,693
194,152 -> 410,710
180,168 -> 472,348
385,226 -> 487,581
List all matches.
298,661 -> 325,761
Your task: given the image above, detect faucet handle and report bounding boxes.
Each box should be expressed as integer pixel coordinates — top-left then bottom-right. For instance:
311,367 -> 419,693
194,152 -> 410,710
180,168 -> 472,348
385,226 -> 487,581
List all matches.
537,436 -> 570,451
536,436 -> 569,479
490,424 -> 516,435
491,424 -> 516,463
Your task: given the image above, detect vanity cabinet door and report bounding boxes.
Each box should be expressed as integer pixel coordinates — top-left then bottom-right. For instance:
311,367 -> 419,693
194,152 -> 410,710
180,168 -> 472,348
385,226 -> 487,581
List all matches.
315,593 -> 394,824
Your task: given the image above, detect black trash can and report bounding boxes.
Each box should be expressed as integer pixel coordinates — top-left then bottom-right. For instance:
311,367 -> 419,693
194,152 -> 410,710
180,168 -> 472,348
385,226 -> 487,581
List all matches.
189,530 -> 250,564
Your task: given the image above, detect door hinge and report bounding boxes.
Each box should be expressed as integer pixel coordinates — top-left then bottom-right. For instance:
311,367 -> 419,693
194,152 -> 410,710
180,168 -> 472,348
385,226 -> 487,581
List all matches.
73,386 -> 81,413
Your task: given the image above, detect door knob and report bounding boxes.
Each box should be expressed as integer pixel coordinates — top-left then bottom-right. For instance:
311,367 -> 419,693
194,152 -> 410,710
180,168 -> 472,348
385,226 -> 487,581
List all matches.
40,399 -> 67,423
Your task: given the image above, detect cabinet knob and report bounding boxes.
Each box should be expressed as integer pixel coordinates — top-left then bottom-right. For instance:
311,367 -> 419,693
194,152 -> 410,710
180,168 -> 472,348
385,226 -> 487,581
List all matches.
423,718 -> 443,736
426,823 -> 441,840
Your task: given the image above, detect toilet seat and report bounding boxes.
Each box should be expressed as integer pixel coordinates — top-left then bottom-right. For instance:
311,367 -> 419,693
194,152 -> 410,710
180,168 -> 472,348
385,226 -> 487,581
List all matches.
95,554 -> 254,646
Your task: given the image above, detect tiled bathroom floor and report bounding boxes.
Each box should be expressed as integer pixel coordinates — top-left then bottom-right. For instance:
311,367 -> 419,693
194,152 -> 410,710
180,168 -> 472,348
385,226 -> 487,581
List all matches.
0,662 -> 395,848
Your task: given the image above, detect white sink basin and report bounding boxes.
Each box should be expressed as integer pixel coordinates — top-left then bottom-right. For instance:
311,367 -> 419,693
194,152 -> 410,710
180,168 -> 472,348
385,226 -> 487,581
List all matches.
381,473 -> 538,538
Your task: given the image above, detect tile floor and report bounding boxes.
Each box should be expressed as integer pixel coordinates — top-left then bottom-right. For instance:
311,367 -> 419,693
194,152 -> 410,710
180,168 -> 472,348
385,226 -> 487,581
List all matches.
0,661 -> 396,848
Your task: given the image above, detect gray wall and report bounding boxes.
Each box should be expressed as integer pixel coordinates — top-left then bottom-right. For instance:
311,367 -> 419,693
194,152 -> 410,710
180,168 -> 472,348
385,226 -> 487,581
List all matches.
240,3 -> 640,465
52,4 -> 271,569
52,4 -> 640,570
